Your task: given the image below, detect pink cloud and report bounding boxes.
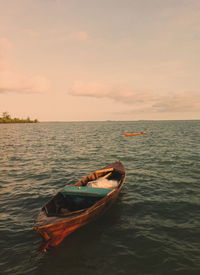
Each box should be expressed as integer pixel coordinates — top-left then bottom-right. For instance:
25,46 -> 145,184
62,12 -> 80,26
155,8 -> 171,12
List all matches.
69,82 -> 156,103
0,37 -> 50,93
153,92 -> 200,112
69,31 -> 89,41
77,31 -> 89,40
0,38 -> 13,71
69,81 -> 200,113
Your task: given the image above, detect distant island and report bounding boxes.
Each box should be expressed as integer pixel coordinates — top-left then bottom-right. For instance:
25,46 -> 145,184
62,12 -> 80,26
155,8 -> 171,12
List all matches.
0,112 -> 39,123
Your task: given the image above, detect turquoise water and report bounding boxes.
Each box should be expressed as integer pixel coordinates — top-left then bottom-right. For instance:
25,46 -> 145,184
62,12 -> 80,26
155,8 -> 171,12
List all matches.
0,121 -> 199,275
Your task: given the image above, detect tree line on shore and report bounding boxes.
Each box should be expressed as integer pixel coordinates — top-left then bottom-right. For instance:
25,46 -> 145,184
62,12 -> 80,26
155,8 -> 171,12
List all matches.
0,112 -> 39,123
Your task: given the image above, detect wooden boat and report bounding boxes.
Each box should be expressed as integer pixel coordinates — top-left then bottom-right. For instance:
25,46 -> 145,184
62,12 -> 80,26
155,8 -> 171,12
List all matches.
34,161 -> 126,252
124,132 -> 147,136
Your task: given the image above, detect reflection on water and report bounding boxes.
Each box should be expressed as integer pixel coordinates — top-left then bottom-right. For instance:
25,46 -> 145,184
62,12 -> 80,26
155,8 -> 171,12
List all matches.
0,121 -> 200,274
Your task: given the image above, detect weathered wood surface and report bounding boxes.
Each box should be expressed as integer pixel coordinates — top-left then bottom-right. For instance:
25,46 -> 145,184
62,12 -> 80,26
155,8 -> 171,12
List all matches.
34,161 -> 126,252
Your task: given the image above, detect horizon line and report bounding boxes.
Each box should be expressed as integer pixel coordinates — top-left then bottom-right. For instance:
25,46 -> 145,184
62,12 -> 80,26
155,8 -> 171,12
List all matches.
40,119 -> 200,122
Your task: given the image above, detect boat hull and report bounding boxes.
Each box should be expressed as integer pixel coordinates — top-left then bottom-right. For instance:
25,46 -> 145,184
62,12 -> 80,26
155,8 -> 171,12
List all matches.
36,190 -> 119,249
34,161 -> 126,252
124,132 -> 147,136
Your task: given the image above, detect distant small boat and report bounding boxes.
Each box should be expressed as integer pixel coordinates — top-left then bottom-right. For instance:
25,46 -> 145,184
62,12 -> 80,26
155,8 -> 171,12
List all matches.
34,161 -> 126,252
124,132 -> 147,136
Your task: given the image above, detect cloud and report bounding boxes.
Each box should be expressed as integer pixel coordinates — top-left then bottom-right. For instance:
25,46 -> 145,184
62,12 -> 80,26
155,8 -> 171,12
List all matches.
68,31 -> 89,41
0,37 -> 50,93
0,38 -> 13,71
69,81 -> 200,113
0,71 -> 50,93
69,82 -> 156,103
153,92 -> 200,112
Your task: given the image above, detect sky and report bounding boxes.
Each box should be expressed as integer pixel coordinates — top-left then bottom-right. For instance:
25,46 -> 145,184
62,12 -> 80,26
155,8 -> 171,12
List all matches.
0,0 -> 200,121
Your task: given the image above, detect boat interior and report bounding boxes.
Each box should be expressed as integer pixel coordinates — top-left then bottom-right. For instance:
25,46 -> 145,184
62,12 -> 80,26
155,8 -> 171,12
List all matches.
43,168 -> 124,217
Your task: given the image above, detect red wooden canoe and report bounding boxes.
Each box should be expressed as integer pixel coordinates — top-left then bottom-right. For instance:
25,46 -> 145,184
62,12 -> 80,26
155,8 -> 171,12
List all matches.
34,161 -> 126,252
124,132 -> 147,136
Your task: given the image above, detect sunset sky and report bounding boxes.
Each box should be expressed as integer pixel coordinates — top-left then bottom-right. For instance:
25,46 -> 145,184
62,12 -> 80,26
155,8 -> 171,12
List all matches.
0,0 -> 200,121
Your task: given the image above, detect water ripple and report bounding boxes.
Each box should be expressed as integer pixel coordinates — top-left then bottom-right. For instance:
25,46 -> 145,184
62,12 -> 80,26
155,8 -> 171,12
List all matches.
0,121 -> 200,274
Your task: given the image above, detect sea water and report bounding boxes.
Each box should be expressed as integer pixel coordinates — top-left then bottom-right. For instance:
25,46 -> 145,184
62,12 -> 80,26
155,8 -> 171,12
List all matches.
0,121 -> 199,274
